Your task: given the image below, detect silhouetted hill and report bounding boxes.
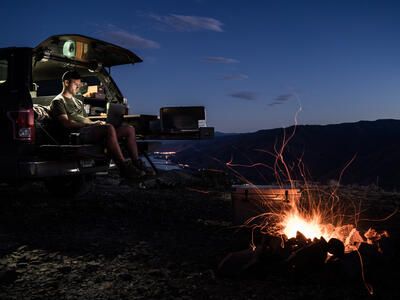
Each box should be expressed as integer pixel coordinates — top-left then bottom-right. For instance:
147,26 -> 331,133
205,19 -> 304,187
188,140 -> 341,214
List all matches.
215,131 -> 240,137
173,119 -> 400,189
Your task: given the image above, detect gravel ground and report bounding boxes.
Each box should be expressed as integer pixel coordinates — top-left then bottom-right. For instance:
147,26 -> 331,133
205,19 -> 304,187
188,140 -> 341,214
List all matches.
0,175 -> 399,300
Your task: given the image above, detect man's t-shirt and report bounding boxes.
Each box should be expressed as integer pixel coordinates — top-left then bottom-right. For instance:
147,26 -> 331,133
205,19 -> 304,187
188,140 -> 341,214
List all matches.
50,94 -> 87,124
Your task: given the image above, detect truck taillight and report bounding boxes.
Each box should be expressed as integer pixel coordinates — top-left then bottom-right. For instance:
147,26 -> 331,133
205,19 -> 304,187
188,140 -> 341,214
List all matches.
7,109 -> 36,142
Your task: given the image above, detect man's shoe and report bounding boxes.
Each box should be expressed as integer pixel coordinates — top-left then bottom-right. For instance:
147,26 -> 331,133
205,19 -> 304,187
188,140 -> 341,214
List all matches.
133,159 -> 156,176
120,161 -> 146,180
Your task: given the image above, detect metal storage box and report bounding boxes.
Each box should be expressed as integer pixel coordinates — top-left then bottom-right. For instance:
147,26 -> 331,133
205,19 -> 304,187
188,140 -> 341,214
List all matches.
231,185 -> 301,225
160,106 -> 206,132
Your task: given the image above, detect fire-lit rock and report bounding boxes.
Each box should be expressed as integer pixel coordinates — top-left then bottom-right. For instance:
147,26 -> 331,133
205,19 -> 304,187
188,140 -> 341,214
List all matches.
286,237 -> 328,274
295,231 -> 309,245
327,238 -> 345,258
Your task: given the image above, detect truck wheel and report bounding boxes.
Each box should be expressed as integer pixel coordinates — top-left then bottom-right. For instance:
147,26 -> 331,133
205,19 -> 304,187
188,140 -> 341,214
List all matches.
44,174 -> 94,198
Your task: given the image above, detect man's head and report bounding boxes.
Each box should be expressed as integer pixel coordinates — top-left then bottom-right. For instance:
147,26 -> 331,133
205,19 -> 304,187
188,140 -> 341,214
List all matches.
62,70 -> 81,96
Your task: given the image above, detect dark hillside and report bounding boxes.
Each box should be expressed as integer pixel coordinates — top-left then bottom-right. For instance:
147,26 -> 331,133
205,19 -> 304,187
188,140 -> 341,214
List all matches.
173,119 -> 400,189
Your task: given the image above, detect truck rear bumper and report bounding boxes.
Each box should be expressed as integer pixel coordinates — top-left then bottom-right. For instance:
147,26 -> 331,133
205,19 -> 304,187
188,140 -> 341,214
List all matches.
0,159 -> 109,180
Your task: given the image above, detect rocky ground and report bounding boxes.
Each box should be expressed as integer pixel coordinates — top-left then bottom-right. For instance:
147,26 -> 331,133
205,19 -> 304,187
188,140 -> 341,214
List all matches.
0,173 -> 399,300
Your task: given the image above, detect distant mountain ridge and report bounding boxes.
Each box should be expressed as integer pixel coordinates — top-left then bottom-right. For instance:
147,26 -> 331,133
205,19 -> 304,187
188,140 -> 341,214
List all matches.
215,131 -> 240,137
173,119 -> 400,189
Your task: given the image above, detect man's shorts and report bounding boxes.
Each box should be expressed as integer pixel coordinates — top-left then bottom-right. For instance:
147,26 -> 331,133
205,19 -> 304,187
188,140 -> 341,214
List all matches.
78,123 -> 130,144
79,125 -> 103,144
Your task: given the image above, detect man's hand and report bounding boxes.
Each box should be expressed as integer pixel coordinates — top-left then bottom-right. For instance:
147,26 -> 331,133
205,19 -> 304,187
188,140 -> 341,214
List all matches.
91,120 -> 106,125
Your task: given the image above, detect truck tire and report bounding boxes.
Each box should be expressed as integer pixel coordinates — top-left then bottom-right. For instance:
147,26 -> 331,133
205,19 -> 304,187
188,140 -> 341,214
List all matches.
44,174 -> 94,198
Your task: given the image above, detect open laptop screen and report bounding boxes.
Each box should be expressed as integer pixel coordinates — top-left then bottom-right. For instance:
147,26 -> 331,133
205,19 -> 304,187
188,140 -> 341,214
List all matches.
106,103 -> 126,127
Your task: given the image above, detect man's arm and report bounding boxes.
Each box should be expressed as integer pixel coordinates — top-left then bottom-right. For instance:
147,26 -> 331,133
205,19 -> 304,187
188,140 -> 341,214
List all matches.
51,98 -> 105,129
56,114 -> 105,129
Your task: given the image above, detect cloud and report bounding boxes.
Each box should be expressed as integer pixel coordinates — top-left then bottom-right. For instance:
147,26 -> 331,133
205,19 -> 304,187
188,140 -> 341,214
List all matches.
268,93 -> 295,107
150,14 -> 223,32
268,102 -> 282,106
222,73 -> 248,80
274,93 -> 294,102
228,91 -> 257,101
204,56 -> 239,64
99,25 -> 160,49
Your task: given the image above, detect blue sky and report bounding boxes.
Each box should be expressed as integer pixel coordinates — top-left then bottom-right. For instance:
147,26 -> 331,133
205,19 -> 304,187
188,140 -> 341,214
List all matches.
1,0 -> 400,132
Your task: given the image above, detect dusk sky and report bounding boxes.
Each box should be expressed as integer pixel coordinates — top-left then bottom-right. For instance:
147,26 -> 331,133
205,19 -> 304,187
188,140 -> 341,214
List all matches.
1,0 -> 400,132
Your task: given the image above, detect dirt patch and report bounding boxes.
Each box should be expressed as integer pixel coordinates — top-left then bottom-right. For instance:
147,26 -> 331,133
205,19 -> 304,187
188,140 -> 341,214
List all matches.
0,179 -> 399,299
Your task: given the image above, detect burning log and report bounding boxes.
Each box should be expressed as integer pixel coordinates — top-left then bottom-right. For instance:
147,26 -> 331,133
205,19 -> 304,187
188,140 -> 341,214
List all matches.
285,237 -> 328,274
364,228 -> 389,244
327,238 -> 345,258
218,226 -> 394,299
295,231 -> 309,245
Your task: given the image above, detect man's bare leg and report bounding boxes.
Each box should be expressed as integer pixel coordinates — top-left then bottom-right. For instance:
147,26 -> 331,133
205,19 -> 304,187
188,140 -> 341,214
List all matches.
116,125 -> 139,162
83,124 -> 125,166
116,125 -> 154,175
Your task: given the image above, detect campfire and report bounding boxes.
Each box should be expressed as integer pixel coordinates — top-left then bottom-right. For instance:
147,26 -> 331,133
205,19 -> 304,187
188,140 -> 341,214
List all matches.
221,184 -> 392,296
221,122 -> 393,296
279,206 -> 389,254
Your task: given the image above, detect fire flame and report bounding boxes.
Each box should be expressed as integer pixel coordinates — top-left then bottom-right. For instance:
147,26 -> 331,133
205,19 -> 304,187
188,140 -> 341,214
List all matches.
281,211 -> 327,240
278,209 -> 373,252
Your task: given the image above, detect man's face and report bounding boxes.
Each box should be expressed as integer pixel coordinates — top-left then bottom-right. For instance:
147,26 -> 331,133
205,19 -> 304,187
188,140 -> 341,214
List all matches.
65,79 -> 82,96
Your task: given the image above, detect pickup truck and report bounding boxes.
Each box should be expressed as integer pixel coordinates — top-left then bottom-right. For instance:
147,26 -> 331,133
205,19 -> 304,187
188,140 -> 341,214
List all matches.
0,34 -> 214,195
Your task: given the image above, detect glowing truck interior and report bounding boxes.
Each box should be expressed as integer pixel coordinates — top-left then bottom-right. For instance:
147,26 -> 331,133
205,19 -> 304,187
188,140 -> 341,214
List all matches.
32,34 -> 214,141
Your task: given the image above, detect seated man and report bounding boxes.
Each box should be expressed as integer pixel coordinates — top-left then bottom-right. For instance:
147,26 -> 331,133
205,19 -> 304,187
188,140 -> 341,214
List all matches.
50,70 -> 149,181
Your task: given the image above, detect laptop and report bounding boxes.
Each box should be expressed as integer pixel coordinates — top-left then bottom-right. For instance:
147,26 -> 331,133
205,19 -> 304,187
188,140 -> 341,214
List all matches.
106,103 -> 126,127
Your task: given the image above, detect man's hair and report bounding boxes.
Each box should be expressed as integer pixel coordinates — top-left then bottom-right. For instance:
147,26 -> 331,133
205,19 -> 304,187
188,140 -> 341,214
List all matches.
62,70 -> 81,82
